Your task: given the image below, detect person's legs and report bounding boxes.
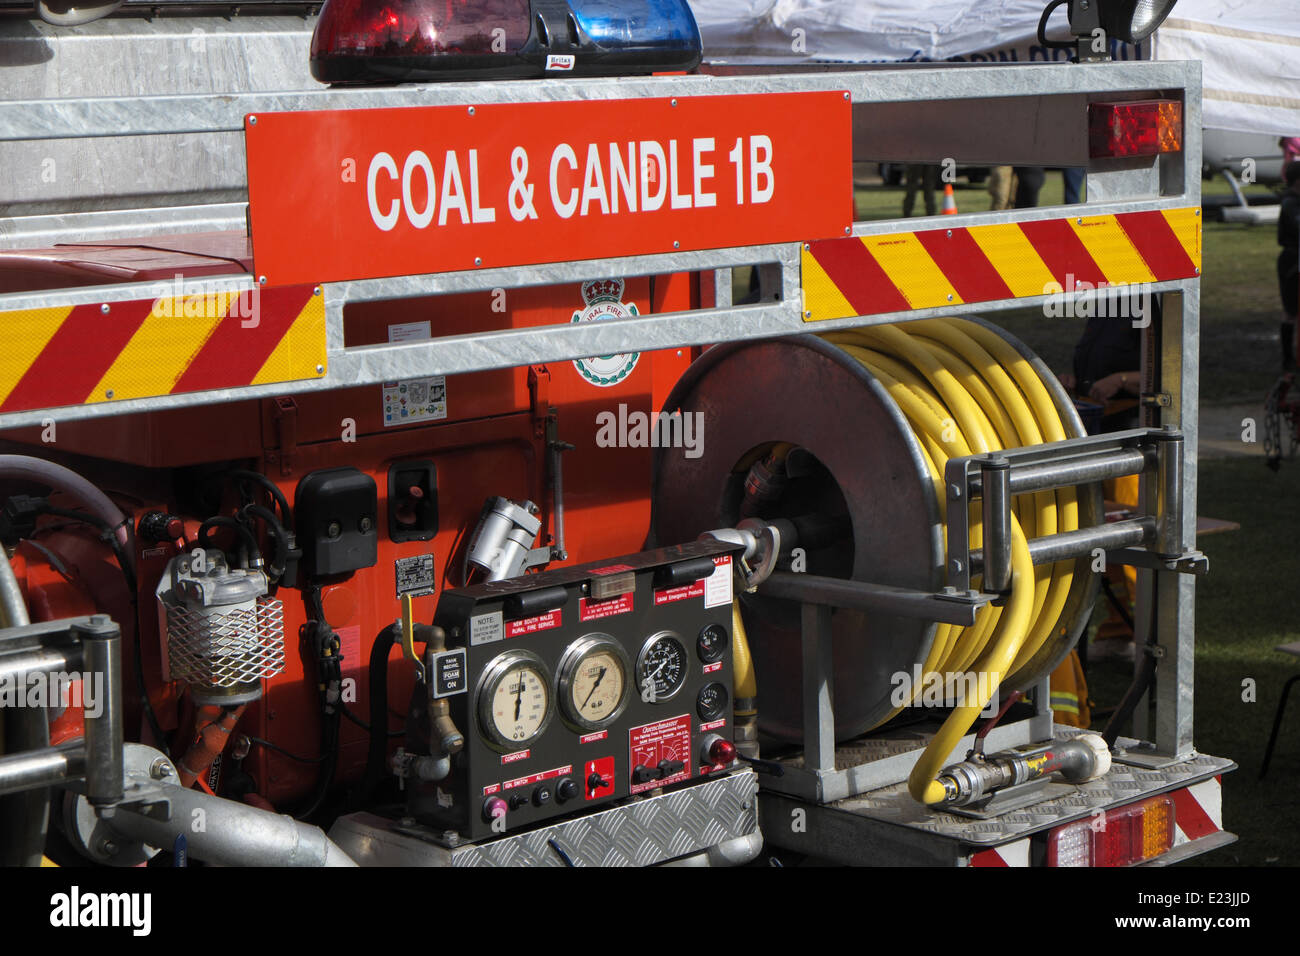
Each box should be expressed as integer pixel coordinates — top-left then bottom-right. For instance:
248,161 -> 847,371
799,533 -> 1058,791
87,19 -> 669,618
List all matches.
1013,166 -> 1045,208
923,167 -> 939,216
987,166 -> 1014,210
903,165 -> 921,217
1063,167 -> 1085,205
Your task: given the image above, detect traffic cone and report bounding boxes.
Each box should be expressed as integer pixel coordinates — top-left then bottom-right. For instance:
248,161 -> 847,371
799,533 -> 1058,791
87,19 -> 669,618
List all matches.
941,182 -> 958,214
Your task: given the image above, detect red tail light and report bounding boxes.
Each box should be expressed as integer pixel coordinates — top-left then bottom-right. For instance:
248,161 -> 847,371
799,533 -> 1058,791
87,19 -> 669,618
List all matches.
1046,795 -> 1175,866
1088,99 -> 1183,159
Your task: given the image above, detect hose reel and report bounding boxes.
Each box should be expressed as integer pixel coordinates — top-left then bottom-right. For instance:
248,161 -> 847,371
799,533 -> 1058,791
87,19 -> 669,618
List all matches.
652,317 -> 1106,801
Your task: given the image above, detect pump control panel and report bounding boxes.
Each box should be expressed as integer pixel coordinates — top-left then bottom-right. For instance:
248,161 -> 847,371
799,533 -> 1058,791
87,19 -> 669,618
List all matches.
408,540 -> 742,841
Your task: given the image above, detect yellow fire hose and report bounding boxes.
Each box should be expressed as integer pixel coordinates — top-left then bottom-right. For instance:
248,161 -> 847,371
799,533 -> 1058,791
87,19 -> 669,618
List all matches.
818,318 -> 1079,804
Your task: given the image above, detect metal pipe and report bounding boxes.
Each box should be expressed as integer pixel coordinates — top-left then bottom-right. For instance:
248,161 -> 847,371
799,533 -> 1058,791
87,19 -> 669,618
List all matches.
971,517 -> 1155,571
1154,428 -> 1184,556
0,645 -> 85,685
0,741 -> 85,797
0,561 -> 46,866
79,617 -> 123,808
981,457 -> 1011,593
1008,447 -> 1149,494
969,447 -> 1149,496
107,785 -> 357,867
762,572 -> 982,625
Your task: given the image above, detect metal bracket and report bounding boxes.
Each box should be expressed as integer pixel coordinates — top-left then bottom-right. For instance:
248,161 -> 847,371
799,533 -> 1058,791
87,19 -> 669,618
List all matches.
1106,548 -> 1209,575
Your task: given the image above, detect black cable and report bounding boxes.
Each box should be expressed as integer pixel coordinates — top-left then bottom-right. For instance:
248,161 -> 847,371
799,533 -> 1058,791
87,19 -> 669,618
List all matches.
294,584 -> 341,822
227,469 -> 293,527
246,735 -> 326,765
1101,597 -> 1160,747
339,701 -> 404,737
197,516 -> 261,567
1100,576 -> 1135,630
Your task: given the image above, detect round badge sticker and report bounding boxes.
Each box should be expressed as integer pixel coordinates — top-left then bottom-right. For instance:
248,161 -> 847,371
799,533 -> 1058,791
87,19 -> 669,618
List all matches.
572,279 -> 640,387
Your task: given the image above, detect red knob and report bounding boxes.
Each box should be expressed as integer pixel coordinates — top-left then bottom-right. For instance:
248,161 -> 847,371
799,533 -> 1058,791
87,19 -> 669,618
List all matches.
707,737 -> 737,768
482,796 -> 508,823
165,517 -> 185,540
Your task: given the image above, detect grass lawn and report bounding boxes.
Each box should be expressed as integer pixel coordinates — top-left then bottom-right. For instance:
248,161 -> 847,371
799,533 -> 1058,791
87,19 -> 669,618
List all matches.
840,171 -> 1300,864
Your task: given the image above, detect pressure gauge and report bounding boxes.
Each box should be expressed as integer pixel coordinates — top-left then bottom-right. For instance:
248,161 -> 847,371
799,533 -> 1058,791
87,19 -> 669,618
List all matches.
477,650 -> 553,751
636,631 -> 687,703
696,681 -> 730,722
557,635 -> 632,731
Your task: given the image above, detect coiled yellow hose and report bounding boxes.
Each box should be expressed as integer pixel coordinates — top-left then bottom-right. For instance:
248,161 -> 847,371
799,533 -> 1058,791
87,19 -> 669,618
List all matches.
820,318 -> 1078,804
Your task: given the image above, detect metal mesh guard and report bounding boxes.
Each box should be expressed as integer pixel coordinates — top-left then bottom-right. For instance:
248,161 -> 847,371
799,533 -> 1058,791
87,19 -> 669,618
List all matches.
167,597 -> 285,688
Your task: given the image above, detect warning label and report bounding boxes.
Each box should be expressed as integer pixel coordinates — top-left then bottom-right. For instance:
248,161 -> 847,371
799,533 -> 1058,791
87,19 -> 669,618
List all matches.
704,555 -> 733,608
383,376 -> 447,427
506,609 -> 562,638
628,714 -> 692,795
395,552 -> 435,596
579,593 -> 634,622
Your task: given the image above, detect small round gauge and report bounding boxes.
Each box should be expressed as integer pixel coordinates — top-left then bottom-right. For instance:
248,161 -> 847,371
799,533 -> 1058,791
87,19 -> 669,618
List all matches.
636,631 -> 688,704
557,635 -> 631,731
696,681 -> 730,721
697,623 -> 729,664
477,650 -> 553,751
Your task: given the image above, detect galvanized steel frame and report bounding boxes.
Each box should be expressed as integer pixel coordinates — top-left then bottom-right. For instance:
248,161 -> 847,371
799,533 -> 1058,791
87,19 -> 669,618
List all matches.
0,57 -> 1203,775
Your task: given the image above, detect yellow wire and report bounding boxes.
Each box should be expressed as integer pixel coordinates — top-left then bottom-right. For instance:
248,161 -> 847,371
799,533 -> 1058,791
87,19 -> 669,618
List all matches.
820,318 -> 1078,804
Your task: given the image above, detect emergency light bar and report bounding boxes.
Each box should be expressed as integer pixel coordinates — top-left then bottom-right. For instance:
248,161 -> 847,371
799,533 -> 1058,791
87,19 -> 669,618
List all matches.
310,0 -> 702,85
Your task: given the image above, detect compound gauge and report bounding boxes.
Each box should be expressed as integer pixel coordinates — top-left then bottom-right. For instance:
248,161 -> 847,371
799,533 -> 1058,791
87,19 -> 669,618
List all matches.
557,635 -> 632,731
477,650 -> 553,750
636,632 -> 688,703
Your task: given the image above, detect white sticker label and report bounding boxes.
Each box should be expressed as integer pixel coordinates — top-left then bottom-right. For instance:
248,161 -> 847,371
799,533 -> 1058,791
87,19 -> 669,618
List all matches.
704,555 -> 733,609
388,320 -> 431,343
470,611 -> 504,646
383,376 -> 447,427
545,54 -> 576,71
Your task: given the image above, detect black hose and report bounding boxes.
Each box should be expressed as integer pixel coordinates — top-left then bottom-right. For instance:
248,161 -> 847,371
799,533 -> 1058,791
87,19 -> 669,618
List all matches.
360,624 -> 400,808
39,504 -> 168,757
198,516 -> 261,568
228,469 -> 293,526
239,503 -> 289,581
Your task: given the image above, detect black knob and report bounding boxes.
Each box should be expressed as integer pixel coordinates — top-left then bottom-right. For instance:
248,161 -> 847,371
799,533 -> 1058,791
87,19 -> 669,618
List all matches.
632,764 -> 659,784
587,772 -> 610,790
556,778 -> 579,802
657,759 -> 685,778
508,792 -> 528,811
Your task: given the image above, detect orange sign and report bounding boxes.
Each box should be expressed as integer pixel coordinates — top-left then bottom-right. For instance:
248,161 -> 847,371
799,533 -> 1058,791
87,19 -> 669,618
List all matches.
245,92 -> 852,287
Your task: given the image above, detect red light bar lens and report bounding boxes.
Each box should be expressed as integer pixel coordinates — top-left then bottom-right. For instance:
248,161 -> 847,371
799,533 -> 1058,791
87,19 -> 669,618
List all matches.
1088,99 -> 1183,159
311,0 -> 532,84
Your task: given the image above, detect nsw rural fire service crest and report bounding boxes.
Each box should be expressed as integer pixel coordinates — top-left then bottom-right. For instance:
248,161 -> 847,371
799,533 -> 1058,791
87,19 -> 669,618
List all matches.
572,279 -> 639,386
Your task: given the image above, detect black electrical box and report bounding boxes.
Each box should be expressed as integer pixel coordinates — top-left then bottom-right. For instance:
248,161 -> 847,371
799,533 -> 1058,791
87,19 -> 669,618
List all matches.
295,467 -> 378,577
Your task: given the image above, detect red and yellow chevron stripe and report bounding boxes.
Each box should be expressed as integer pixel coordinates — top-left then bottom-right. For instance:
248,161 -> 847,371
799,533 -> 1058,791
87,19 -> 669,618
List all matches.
0,284 -> 325,414
802,208 -> 1201,322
